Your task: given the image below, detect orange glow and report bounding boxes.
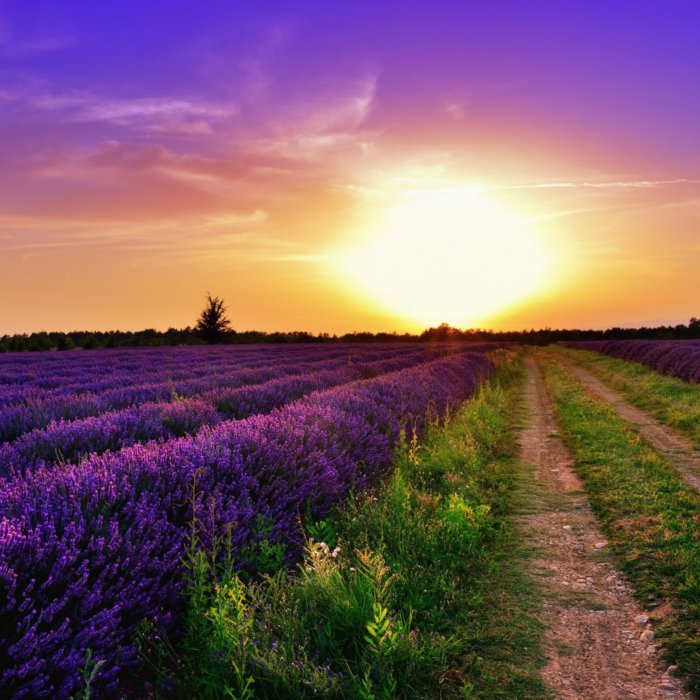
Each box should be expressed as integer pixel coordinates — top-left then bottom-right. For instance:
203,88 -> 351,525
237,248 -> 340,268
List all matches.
327,183 -> 567,328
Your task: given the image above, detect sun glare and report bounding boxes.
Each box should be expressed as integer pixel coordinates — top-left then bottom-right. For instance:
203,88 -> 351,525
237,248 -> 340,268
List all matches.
330,185 -> 558,328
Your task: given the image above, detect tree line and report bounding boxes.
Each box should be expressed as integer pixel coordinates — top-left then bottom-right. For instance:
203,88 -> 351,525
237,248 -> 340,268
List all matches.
2,319 -> 699,353
1,294 -> 698,352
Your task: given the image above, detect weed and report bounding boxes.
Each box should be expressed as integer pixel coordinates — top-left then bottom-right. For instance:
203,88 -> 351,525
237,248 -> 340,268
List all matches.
75,649 -> 105,700
306,517 -> 338,550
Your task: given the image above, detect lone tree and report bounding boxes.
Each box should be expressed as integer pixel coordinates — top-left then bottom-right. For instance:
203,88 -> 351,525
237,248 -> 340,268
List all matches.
196,293 -> 232,343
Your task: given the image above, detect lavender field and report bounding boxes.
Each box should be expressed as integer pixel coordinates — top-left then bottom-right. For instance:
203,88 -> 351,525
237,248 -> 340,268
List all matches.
0,343 -> 498,697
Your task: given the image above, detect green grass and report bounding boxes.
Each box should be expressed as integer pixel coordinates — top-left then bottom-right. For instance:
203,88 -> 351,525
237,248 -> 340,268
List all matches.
554,345 -> 700,448
139,351 -> 550,699
538,352 -> 700,694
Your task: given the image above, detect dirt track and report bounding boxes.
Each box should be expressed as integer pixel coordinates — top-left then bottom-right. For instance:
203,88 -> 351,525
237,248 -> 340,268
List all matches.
518,354 -> 689,699
560,359 -> 700,493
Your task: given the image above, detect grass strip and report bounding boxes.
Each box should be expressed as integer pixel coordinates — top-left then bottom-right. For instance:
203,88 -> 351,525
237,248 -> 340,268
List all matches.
138,351 -> 548,699
554,345 -> 700,449
539,352 -> 700,693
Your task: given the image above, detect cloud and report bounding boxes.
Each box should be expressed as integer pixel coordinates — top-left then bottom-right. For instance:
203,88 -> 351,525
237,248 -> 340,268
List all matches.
303,76 -> 376,133
237,20 -> 296,102
0,207 -> 270,252
247,74 -> 379,161
0,128 -> 313,234
71,95 -> 233,126
0,12 -> 74,57
0,65 -> 383,258
188,16 -> 296,107
494,178 -> 700,191
66,140 -> 273,195
445,101 -> 467,120
0,87 -> 236,134
81,141 -> 173,169
524,205 -> 627,223
11,35 -> 75,55
148,119 -> 213,135
658,197 -> 700,211
0,13 -> 74,56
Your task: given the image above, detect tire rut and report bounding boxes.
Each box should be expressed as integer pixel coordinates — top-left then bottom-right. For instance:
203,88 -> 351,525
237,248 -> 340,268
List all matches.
559,359 -> 700,493
518,354 -> 689,699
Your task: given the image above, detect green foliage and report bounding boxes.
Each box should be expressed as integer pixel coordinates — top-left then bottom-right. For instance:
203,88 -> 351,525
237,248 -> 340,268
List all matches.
170,386 -> 187,402
239,514 -> 286,577
306,518 -> 338,550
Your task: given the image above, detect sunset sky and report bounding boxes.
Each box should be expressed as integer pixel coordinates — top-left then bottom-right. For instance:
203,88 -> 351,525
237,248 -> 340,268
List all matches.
1,1 -> 699,334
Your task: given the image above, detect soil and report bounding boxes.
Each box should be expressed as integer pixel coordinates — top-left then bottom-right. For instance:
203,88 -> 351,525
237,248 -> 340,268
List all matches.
517,354 -> 691,699
560,360 -> 700,493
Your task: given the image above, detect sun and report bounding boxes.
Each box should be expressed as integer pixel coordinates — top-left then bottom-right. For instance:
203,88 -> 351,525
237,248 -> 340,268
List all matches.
329,184 -> 557,328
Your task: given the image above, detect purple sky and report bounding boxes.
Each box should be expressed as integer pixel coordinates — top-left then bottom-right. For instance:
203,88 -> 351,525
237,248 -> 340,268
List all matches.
1,1 -> 699,333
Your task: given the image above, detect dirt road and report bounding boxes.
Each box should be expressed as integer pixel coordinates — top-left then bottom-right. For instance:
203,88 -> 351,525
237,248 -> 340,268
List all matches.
518,354 -> 689,699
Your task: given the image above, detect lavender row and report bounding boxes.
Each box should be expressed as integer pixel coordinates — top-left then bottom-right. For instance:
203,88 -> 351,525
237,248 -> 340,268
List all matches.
0,343 -> 364,385
0,345 -> 377,407
0,344 -> 296,387
0,348 -> 426,443
0,341 -> 477,397
0,352 -> 430,477
0,344 -> 420,410
0,359 -> 303,442
0,351 -> 272,405
0,351 -> 493,698
562,339 -> 700,383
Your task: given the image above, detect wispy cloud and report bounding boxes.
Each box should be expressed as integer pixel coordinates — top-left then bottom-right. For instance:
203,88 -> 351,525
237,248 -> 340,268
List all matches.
445,101 -> 467,120
0,87 -> 236,134
443,78 -> 530,121
0,10 -> 75,56
10,35 -> 75,55
494,178 -> 700,191
0,16 -> 74,56
0,207 -> 269,251
247,74 -> 379,161
524,204 -> 627,223
237,19 -> 297,103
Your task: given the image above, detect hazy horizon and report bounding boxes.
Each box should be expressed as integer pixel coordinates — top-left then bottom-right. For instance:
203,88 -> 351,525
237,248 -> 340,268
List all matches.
5,314 -> 699,338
